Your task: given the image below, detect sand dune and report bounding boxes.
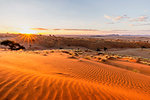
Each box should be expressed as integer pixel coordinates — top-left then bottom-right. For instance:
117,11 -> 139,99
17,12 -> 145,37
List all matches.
0,50 -> 150,100
106,59 -> 150,76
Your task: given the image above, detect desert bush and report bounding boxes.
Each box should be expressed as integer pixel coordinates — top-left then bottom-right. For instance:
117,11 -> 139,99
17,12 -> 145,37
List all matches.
74,52 -> 79,56
59,47 -> 63,49
141,46 -> 146,50
43,54 -> 48,56
99,58 -> 107,62
84,56 -> 91,60
79,59 -> 83,62
97,57 -> 102,60
1,40 -> 15,46
50,50 -> 54,53
68,55 -> 78,59
74,49 -> 82,52
97,52 -> 104,55
1,40 -> 25,50
132,69 -> 140,73
104,47 -> 108,51
96,48 -> 101,51
62,50 -> 70,54
67,44 -> 71,47
107,56 -> 116,60
85,49 -> 92,52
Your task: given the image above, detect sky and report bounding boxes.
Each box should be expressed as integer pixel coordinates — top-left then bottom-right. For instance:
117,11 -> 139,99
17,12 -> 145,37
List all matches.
0,0 -> 150,35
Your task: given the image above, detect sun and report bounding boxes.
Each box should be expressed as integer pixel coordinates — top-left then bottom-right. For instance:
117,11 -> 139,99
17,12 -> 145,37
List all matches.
17,27 -> 38,34
19,29 -> 37,34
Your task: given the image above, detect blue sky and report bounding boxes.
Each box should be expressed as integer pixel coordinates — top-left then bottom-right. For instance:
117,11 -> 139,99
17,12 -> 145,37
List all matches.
0,0 -> 150,35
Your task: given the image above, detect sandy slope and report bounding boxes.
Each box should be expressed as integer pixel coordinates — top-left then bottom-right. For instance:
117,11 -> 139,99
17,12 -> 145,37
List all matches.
0,50 -> 150,100
106,60 -> 150,76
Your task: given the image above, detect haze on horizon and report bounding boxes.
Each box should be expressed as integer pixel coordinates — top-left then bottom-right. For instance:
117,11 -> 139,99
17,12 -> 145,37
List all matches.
0,0 -> 150,35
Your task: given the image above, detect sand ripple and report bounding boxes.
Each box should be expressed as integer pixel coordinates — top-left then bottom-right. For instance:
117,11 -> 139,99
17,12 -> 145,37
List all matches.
0,52 -> 150,100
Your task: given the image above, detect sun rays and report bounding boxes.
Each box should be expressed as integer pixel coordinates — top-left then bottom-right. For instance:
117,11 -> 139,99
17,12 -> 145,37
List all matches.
17,34 -> 37,46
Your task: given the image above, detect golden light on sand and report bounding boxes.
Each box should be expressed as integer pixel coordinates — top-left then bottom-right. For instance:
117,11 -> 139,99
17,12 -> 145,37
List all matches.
0,50 -> 150,100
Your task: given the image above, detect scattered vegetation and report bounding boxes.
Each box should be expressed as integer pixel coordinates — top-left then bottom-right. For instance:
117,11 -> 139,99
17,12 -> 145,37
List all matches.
1,40 -> 25,50
32,35 -> 150,50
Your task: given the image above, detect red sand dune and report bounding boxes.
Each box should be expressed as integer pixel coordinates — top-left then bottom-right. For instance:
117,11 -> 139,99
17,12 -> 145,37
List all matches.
0,51 -> 150,100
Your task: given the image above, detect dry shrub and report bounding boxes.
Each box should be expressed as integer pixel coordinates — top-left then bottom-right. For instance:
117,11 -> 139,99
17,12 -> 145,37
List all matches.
61,50 -> 70,54
34,51 -> 40,54
97,57 -> 102,60
107,56 -> 116,60
100,58 -> 107,62
50,50 -> 54,53
68,56 -> 78,59
79,59 -> 83,62
74,52 -> 79,56
84,56 -> 91,60
43,54 -> 48,56
132,69 -> 140,73
139,61 -> 150,65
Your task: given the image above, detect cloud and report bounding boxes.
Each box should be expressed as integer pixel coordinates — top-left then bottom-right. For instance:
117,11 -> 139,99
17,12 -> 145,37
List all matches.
31,28 -> 48,30
111,30 -> 129,32
144,10 -> 149,13
129,16 -> 148,22
129,23 -> 150,26
104,15 -> 112,20
53,29 -> 99,31
104,14 -> 150,26
105,30 -> 150,35
104,14 -> 129,22
115,15 -> 129,21
53,29 -> 61,30
105,22 -> 115,24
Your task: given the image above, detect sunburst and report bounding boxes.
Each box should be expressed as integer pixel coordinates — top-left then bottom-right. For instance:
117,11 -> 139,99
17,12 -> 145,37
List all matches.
17,33 -> 37,47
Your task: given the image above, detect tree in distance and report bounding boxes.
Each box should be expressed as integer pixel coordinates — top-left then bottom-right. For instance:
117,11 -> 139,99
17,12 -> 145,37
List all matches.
1,40 -> 25,50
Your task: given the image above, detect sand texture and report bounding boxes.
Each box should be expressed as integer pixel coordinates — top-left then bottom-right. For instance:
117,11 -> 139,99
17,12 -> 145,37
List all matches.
0,51 -> 150,100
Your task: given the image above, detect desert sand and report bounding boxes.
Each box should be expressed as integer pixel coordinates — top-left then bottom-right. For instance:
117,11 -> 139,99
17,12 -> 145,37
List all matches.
0,50 -> 150,100
110,48 -> 150,59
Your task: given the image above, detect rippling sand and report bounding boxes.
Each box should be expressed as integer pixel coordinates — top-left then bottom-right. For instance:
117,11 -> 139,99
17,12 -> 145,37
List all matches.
0,50 -> 150,100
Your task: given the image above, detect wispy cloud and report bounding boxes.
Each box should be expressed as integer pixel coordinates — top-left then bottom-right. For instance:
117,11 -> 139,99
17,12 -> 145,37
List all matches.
105,22 -> 115,24
104,15 -> 129,22
31,28 -> 48,30
53,29 -> 61,31
129,16 -> 148,22
53,29 -> 99,31
129,23 -> 150,26
104,14 -> 150,26
104,15 -> 112,20
104,30 -> 150,35
111,30 -> 129,32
